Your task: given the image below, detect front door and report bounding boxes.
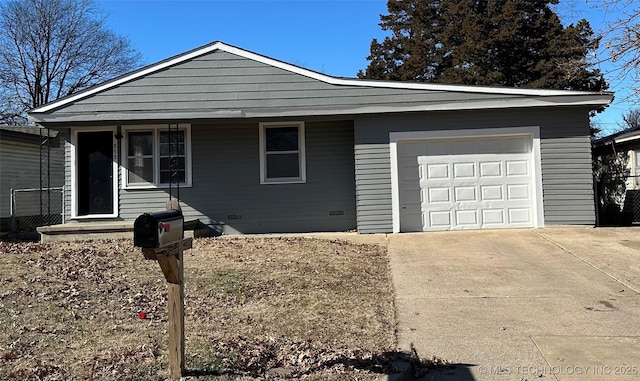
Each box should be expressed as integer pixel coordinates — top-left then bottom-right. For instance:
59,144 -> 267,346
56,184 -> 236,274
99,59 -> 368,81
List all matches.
77,131 -> 115,216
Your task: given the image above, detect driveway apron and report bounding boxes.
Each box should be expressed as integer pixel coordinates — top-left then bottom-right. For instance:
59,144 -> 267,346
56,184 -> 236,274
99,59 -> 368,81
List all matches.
388,227 -> 640,381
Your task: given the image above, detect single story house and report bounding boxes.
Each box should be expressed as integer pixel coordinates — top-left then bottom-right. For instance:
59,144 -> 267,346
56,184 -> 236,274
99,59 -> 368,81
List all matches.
28,41 -> 612,235
0,126 -> 64,234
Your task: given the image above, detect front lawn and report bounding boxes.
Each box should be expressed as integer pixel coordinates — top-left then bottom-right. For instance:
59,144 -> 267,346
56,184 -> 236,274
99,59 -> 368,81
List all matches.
0,237 -> 396,380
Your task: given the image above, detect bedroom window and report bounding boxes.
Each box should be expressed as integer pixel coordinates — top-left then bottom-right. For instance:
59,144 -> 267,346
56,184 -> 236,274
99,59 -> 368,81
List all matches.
124,125 -> 191,188
259,122 -> 306,184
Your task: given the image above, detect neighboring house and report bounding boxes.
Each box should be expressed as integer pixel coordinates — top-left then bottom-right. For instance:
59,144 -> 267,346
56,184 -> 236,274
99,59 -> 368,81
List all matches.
593,125 -> 640,189
28,41 -> 612,235
0,126 -> 65,233
592,126 -> 640,222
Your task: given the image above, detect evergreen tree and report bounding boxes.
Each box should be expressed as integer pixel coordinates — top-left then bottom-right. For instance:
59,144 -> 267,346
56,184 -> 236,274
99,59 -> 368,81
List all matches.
359,0 -> 606,91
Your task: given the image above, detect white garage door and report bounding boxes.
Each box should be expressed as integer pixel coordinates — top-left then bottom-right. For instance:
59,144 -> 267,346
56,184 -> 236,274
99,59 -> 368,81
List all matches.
398,135 -> 535,231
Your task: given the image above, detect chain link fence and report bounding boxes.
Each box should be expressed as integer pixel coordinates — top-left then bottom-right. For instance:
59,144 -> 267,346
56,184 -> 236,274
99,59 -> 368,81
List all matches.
10,187 -> 64,238
622,186 -> 640,223
595,175 -> 640,226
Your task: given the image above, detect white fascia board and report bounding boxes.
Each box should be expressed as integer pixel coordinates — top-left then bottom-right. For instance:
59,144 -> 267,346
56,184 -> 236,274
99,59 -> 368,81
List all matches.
30,41 -> 613,114
615,134 -> 640,144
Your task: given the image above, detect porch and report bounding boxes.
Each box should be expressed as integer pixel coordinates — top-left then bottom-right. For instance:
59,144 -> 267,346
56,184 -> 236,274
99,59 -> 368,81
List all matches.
37,219 -> 205,243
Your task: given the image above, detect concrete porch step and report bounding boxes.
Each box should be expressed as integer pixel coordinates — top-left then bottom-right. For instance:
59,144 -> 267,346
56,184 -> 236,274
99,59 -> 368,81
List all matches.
37,220 -> 201,242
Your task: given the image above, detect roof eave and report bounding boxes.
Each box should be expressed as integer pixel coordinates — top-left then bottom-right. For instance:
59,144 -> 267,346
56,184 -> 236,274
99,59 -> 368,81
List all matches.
28,94 -> 612,125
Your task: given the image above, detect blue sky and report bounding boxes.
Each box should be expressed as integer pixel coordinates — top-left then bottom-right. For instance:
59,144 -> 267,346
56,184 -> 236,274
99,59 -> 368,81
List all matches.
96,0 -> 634,135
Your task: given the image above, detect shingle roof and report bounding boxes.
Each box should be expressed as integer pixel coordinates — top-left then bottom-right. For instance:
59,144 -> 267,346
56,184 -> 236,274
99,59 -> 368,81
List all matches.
0,125 -> 58,138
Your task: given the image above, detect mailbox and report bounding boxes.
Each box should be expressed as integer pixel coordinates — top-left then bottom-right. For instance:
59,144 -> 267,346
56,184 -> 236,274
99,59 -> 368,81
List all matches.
134,210 -> 184,248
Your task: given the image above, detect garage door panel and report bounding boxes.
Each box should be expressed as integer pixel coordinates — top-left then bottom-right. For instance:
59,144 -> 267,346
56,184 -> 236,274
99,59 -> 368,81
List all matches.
507,184 -> 530,200
453,162 -> 475,178
428,211 -> 452,228
508,208 -> 532,224
426,163 -> 450,180
482,209 -> 505,225
455,209 -> 479,227
427,187 -> 451,203
480,161 -> 503,177
481,185 -> 503,201
454,186 -> 477,202
506,160 -> 529,176
399,135 -> 536,232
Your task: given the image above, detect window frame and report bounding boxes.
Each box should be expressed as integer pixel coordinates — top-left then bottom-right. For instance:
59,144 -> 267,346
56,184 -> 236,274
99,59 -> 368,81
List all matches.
121,124 -> 192,189
259,121 -> 306,184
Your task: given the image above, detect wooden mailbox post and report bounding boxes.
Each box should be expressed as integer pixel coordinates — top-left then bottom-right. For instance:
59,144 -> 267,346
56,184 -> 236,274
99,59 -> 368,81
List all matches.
133,202 -> 192,379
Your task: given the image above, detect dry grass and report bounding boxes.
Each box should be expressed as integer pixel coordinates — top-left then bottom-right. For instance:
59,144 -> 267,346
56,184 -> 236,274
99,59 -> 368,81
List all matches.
0,236 -> 396,380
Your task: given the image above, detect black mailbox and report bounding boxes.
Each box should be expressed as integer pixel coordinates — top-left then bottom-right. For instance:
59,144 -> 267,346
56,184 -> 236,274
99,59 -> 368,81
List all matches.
134,210 -> 184,248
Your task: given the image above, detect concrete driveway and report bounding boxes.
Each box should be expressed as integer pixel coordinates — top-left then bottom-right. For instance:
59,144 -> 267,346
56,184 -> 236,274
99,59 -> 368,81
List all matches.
389,227 -> 640,381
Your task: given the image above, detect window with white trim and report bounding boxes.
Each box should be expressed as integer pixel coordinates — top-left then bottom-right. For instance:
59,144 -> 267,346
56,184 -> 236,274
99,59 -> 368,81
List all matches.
259,122 -> 306,183
123,125 -> 191,188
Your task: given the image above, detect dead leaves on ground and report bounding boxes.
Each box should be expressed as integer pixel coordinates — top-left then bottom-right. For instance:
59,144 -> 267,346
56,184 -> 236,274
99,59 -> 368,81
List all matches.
0,237 -> 422,380
197,335 -> 449,379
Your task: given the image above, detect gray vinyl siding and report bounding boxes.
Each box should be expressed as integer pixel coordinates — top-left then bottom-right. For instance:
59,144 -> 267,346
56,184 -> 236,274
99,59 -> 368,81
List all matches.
118,120 -> 356,234
538,110 -> 595,224
354,144 -> 393,233
0,136 -> 64,221
0,143 -> 40,219
46,50 -> 523,120
354,107 -> 595,233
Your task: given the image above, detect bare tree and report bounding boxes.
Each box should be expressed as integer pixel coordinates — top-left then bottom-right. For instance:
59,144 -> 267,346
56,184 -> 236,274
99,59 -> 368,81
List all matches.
622,108 -> 640,130
0,88 -> 24,125
0,0 -> 141,124
591,0 -> 640,100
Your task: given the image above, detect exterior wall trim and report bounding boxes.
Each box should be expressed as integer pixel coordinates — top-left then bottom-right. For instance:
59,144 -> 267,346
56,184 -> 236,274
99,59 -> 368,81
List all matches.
389,126 -> 544,233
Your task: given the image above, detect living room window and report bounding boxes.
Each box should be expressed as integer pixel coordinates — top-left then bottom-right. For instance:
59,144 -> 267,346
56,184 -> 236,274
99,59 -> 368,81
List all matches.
124,125 -> 191,188
259,122 -> 306,184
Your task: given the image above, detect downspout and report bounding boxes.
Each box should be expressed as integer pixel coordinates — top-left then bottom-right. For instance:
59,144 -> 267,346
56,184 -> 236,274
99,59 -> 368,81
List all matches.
609,140 -> 617,157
